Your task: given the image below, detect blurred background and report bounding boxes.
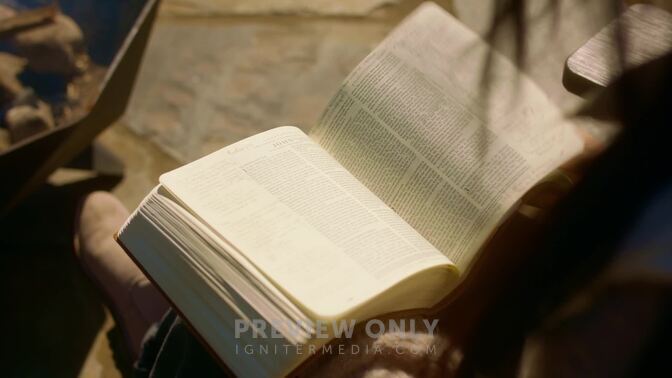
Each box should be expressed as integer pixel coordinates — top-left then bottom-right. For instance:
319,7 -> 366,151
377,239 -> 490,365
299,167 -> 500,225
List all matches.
0,0 -> 669,376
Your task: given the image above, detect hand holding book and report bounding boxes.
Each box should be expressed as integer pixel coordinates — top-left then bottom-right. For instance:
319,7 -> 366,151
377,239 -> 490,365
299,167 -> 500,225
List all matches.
117,3 -> 586,376
520,127 -> 603,212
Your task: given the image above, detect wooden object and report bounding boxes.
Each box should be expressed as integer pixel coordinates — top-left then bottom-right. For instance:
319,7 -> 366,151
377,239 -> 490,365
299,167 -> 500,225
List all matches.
564,4 -> 672,95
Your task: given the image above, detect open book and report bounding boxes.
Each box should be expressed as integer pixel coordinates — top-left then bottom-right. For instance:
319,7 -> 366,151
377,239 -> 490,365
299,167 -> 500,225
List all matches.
117,3 -> 582,376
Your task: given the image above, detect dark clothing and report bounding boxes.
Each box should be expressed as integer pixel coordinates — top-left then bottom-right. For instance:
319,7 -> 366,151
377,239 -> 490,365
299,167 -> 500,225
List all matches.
135,310 -> 226,378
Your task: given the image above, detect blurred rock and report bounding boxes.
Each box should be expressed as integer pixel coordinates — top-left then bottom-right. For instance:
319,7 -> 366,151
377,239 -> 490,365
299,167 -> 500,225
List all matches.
12,14 -> 88,76
5,101 -> 54,143
0,53 -> 27,103
11,87 -> 39,107
0,4 -> 16,20
0,128 -> 10,151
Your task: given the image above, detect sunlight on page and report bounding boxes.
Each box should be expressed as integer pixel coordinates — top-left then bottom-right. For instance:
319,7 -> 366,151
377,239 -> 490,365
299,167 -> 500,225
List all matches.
160,127 -> 453,318
311,2 -> 583,270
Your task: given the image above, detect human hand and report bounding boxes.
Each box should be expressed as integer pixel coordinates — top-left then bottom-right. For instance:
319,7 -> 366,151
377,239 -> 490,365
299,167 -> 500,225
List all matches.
520,126 -> 604,213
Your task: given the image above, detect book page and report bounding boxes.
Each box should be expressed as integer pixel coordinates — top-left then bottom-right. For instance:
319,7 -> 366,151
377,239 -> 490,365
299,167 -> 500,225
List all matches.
310,3 -> 583,270
160,126 -> 455,319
